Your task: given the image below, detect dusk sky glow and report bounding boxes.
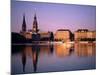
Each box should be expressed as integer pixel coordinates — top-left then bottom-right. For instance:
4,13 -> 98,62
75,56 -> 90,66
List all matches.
11,1 -> 96,33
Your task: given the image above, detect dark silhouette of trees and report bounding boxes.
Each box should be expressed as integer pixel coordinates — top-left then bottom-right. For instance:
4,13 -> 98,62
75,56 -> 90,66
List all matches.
50,32 -> 54,41
11,32 -> 26,43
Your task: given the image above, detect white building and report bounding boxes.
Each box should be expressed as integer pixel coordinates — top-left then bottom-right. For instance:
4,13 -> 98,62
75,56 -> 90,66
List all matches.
54,29 -> 71,42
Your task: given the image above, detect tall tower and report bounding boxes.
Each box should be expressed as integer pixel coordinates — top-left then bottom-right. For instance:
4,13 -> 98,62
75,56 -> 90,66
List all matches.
22,14 -> 26,32
32,13 -> 39,33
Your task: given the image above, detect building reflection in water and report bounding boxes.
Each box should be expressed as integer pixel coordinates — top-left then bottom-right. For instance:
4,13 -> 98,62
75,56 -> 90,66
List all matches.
54,43 -> 72,57
16,42 -> 96,74
21,45 -> 40,73
74,43 -> 96,56
21,46 -> 33,73
20,42 -> 96,73
21,48 -> 26,72
21,44 -> 54,73
50,44 -> 54,54
32,45 -> 40,73
39,44 -> 54,55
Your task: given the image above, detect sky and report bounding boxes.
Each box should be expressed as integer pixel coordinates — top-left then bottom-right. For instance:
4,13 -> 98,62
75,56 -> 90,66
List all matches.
11,0 -> 96,33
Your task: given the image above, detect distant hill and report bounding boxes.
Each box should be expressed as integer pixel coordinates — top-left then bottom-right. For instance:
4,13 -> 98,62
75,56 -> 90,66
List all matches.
11,32 -> 26,43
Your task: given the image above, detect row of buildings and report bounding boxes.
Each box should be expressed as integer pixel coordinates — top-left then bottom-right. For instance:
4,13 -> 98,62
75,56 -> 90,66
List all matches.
20,13 -> 96,42
74,29 -> 96,41
54,29 -> 96,42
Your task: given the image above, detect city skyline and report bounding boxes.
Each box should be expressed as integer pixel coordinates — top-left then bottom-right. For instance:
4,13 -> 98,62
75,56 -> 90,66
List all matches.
11,1 -> 96,33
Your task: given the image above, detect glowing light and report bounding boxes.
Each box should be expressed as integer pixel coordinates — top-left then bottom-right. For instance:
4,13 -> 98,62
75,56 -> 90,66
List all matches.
63,42 -> 71,48
66,43 -> 71,48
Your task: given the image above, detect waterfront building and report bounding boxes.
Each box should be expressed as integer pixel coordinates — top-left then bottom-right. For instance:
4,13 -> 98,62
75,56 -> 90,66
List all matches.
39,32 -> 54,41
87,31 -> 96,39
24,32 -> 32,39
74,29 -> 96,41
54,29 -> 71,42
20,13 -> 53,41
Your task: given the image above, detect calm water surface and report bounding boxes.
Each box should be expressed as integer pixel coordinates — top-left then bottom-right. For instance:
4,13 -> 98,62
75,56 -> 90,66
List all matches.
11,42 -> 96,74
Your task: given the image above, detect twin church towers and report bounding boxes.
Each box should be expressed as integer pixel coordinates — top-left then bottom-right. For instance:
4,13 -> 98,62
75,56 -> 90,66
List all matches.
21,13 -> 39,33
20,11 -> 53,41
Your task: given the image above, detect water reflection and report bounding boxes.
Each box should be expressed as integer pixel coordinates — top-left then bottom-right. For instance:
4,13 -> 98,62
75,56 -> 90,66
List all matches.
50,44 -> 54,54
32,45 -> 40,72
39,45 -> 54,55
19,44 -> 54,73
21,49 -> 26,72
54,43 -> 72,57
12,42 -> 96,74
74,43 -> 96,56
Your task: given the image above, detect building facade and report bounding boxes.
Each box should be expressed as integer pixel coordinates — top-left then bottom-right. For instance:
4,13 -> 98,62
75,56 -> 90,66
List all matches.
54,29 -> 71,42
74,29 -> 96,41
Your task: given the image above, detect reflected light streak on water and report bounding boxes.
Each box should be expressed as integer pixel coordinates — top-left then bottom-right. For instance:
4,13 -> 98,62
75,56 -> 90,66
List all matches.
11,42 -> 96,74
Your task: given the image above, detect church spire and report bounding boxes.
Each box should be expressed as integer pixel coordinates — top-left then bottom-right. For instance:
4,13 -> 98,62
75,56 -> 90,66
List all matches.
22,13 -> 26,32
33,12 -> 38,33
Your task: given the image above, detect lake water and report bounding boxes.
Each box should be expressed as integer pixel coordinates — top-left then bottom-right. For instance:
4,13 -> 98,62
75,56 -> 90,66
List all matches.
11,42 -> 96,74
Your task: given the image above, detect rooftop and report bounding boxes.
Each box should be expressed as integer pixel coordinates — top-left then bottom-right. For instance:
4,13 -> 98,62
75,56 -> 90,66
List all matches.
57,29 -> 71,32
76,29 -> 89,32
